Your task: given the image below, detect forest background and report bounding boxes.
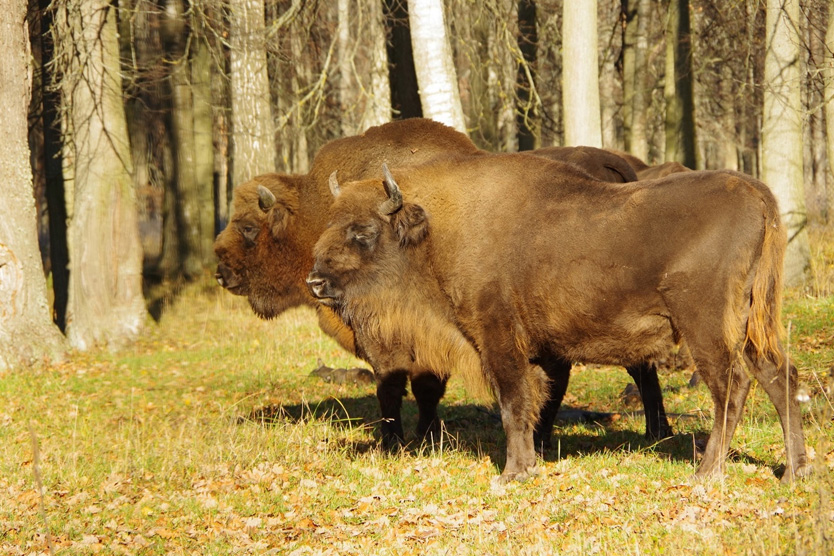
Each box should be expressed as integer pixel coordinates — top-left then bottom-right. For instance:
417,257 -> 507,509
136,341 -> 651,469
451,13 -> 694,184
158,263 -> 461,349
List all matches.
1,0 -> 833,359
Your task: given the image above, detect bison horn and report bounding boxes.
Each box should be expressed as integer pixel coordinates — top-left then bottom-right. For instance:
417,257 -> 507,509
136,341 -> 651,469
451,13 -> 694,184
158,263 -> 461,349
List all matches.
257,185 -> 276,211
328,171 -> 340,197
379,163 -> 403,215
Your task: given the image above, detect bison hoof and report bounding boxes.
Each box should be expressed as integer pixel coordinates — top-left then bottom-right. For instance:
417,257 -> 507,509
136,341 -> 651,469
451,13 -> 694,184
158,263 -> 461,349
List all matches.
780,463 -> 813,484
381,436 -> 406,452
497,465 -> 539,484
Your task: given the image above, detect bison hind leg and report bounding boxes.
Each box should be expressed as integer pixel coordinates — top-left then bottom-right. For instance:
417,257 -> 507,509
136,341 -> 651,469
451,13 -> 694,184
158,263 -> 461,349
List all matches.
531,352 -> 572,450
743,344 -> 809,482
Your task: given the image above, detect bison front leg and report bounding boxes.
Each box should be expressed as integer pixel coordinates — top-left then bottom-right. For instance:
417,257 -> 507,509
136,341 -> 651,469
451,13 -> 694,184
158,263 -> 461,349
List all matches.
410,371 -> 448,443
375,369 -> 408,449
486,354 -> 548,483
625,361 -> 673,440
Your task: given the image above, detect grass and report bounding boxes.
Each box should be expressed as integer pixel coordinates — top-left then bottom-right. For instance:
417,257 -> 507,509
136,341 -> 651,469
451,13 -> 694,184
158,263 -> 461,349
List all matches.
2,270 -> 833,554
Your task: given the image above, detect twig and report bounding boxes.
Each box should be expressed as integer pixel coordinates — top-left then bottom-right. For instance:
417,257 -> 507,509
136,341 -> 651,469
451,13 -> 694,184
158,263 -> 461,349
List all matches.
28,422 -> 56,556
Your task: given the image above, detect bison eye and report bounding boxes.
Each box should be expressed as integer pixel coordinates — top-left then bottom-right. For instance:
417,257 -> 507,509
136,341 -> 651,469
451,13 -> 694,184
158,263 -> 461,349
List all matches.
240,224 -> 259,246
348,224 -> 379,249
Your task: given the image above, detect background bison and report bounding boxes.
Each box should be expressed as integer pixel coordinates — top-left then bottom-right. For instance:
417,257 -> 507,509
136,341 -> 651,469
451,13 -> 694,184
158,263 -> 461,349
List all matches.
309,157 -> 808,483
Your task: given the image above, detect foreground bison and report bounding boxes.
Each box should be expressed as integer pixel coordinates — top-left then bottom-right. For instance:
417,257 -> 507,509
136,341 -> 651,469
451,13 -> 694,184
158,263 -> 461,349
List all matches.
214,117 -> 669,447
308,156 -> 808,483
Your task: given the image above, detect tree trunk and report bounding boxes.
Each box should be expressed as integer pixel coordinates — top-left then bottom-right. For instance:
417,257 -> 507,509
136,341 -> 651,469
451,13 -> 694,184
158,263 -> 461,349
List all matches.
663,0 -> 697,168
229,0 -> 276,185
338,0 -> 391,135
162,0 -> 204,280
364,0 -> 393,128
39,0 -> 69,331
621,0 -> 638,152
562,0 -> 602,147
825,2 -> 834,223
517,0 -> 538,150
384,0 -> 422,119
55,0 -> 146,349
804,4 -> 827,223
599,0 -> 622,149
338,0 -> 357,135
762,0 -> 810,286
406,0 -> 467,133
0,0 -> 67,369
191,33 -> 216,261
629,0 -> 651,161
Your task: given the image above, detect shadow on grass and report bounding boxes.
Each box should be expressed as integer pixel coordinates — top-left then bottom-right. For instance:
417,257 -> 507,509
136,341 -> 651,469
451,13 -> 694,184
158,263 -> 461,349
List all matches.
238,395 -> 782,478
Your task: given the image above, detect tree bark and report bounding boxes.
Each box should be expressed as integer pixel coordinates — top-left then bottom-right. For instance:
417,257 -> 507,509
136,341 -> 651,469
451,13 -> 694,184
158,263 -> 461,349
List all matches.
191,33 -> 216,261
599,0 -> 622,149
762,0 -> 810,286
55,0 -> 146,349
364,0 -> 392,128
39,0 -> 69,331
0,0 -> 67,369
162,0 -> 204,279
562,0 -> 602,147
825,1 -> 834,223
229,0 -> 276,185
664,0 -> 697,168
406,0 -> 467,133
517,0 -> 538,150
384,0 -> 423,119
621,0 -> 638,153
338,0 -> 391,135
629,0 -> 651,161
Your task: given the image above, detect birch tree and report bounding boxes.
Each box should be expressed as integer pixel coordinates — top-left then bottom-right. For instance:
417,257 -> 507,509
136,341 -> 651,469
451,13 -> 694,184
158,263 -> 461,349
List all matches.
0,0 -> 67,369
407,0 -> 467,133
762,0 -> 810,285
230,0 -> 276,186
562,0 -> 602,147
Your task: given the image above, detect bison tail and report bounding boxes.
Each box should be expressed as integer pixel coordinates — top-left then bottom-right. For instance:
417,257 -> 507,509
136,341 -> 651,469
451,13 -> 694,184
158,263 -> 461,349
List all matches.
745,205 -> 787,367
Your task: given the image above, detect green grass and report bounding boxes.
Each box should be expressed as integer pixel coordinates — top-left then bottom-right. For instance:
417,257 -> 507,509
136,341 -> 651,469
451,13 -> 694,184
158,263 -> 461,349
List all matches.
1,279 -> 832,555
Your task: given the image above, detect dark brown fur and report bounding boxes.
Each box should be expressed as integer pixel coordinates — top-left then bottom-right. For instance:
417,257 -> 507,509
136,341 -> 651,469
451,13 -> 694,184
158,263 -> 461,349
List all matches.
309,155 -> 808,483
214,118 -> 482,445
531,146 -> 638,183
605,149 -> 692,180
214,119 -> 670,447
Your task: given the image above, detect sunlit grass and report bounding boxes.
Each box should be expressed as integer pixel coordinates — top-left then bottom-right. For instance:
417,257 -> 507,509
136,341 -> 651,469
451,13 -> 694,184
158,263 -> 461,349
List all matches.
1,263 -> 833,553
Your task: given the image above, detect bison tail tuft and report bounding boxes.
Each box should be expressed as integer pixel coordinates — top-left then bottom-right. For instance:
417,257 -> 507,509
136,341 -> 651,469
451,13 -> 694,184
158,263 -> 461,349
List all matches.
745,207 -> 787,367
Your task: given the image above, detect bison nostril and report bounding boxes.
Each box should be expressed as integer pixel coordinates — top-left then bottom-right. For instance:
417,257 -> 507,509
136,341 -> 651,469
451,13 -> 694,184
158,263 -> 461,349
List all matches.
215,272 -> 225,287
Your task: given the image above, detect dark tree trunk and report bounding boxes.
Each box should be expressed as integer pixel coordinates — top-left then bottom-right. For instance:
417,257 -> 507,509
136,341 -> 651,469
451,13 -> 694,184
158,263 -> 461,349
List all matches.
40,0 -> 69,331
384,0 -> 422,119
517,0 -> 538,151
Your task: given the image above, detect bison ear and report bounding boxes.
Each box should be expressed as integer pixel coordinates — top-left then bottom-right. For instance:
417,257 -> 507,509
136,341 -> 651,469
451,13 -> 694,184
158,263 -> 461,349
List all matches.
266,204 -> 294,239
391,203 -> 429,247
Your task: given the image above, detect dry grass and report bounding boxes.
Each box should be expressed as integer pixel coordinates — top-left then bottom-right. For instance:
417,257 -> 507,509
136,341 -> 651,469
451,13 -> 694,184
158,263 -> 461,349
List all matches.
1,235 -> 833,554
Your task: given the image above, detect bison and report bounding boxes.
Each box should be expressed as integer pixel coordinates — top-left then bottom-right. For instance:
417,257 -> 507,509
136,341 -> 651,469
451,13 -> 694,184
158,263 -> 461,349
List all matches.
606,149 -> 692,180
214,117 -> 668,448
308,156 -> 809,483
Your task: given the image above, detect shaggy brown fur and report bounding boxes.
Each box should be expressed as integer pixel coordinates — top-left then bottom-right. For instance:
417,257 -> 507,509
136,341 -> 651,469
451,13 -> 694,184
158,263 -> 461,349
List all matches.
214,118 -> 483,445
214,118 -> 671,448
309,154 -> 808,483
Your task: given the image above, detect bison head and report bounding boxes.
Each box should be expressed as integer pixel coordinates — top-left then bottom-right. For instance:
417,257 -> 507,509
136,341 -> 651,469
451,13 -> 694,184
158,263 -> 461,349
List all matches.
213,174 -> 311,319
307,165 -> 429,309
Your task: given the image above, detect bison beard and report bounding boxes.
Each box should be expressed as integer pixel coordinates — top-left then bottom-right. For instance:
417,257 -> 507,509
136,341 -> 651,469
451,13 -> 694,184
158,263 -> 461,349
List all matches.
214,118 -> 674,450
309,156 -> 809,484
